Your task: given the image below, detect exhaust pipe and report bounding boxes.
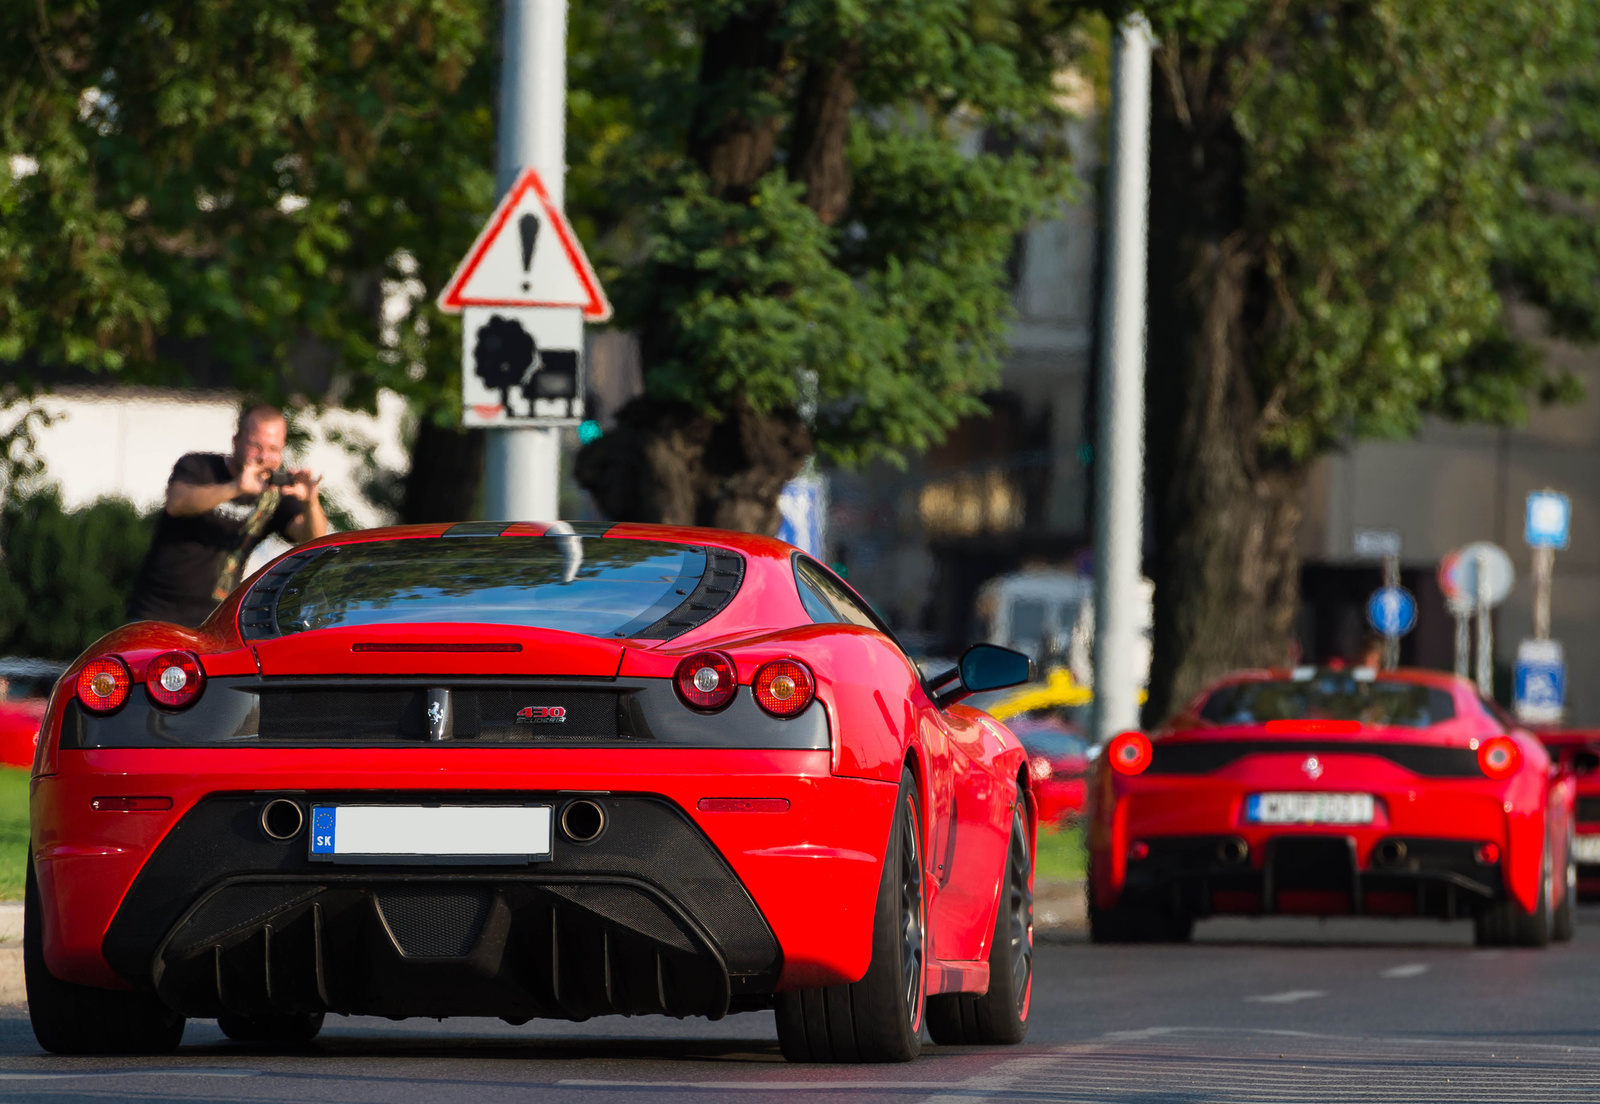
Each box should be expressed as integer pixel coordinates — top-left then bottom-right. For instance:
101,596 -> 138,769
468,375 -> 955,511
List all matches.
560,799 -> 607,843
1216,838 -> 1249,866
1375,839 -> 1408,866
260,798 -> 305,842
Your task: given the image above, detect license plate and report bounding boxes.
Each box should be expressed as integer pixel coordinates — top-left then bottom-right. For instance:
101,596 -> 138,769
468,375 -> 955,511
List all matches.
1573,834 -> 1600,865
1246,792 -> 1375,825
308,805 -> 553,863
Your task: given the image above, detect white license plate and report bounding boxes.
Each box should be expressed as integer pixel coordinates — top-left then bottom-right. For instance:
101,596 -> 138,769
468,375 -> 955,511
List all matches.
308,805 -> 552,863
1573,834 -> 1600,865
1246,792 -> 1375,825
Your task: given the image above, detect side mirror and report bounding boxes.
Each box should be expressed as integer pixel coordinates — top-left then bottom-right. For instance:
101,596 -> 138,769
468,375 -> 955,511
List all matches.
937,644 -> 1035,707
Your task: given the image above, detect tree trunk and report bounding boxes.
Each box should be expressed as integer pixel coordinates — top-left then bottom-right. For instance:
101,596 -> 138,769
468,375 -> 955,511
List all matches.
1142,43 -> 1307,725
688,3 -> 789,196
399,419 -> 484,524
575,397 -> 811,532
788,47 -> 858,225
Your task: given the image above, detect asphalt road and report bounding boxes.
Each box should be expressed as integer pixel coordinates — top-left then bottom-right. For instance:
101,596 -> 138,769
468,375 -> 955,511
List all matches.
3,907 -> 1600,1103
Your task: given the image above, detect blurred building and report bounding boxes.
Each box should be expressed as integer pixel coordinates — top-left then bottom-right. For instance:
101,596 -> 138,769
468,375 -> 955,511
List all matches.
827,100 -> 1102,659
1297,305 -> 1600,724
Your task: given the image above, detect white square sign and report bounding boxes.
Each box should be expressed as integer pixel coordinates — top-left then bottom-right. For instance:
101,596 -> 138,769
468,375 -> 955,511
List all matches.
460,306 -> 585,427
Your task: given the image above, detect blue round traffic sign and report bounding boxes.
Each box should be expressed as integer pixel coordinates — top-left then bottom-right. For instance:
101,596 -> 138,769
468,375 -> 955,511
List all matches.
1366,586 -> 1418,637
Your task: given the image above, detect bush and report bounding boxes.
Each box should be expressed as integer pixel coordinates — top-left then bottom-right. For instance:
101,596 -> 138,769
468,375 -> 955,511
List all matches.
0,487 -> 154,660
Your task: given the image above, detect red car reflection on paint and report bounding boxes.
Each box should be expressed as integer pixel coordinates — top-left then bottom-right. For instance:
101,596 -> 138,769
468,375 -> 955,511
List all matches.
0,660 -> 65,769
1013,719 -> 1090,824
1086,666 -> 1576,946
26,523 -> 1038,1061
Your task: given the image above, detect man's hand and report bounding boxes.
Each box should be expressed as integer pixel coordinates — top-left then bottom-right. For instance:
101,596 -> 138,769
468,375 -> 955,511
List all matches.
280,468 -> 320,501
284,469 -> 329,544
236,461 -> 272,496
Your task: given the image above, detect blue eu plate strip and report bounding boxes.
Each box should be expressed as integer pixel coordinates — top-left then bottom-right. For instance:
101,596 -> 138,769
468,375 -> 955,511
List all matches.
310,806 -> 337,854
1245,794 -> 1262,822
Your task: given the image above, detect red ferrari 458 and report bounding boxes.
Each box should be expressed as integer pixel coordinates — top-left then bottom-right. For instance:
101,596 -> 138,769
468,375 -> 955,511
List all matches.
1087,666 -> 1576,946
26,522 -> 1038,1061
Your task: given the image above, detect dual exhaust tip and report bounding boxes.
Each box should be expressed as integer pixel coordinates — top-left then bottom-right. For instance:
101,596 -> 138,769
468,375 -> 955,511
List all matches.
257,797 -> 608,845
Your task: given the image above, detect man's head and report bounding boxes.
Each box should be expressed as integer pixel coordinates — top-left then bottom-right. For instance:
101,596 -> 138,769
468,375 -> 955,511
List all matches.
233,405 -> 287,472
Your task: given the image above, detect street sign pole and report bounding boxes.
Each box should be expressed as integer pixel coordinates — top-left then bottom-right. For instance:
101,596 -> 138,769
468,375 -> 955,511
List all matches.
1532,545 -> 1554,640
1475,547 -> 1492,698
1518,489 -> 1570,721
487,0 -> 569,522
1090,15 -> 1153,746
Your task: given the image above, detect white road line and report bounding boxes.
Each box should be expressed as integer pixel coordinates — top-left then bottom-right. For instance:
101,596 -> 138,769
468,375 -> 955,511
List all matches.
1381,963 -> 1430,978
0,1068 -> 261,1081
1244,989 -> 1326,1003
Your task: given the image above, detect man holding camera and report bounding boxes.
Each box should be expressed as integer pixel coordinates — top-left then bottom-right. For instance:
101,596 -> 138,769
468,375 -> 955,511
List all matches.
126,404 -> 328,628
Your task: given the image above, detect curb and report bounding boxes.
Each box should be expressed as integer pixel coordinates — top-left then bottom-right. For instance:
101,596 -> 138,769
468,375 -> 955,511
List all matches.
0,902 -> 20,1005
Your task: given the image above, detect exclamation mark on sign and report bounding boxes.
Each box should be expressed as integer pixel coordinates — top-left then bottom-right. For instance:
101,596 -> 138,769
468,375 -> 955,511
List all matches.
518,213 -> 539,293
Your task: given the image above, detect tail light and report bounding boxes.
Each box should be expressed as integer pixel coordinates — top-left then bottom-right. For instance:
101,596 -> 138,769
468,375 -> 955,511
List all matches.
1108,730 -> 1153,775
1475,842 -> 1501,865
752,659 -> 815,717
1478,736 -> 1521,780
1029,755 -> 1053,781
145,650 -> 205,709
1128,840 -> 1150,861
675,651 -> 737,711
76,657 -> 132,714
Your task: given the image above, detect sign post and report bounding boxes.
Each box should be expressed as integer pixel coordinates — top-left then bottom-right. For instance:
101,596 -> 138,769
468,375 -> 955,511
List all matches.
1354,530 -> 1403,668
1517,490 -> 1571,722
1364,585 -> 1417,669
1440,542 -> 1514,699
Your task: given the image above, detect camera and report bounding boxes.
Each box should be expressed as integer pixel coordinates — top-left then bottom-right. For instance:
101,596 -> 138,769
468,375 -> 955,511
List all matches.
267,469 -> 295,487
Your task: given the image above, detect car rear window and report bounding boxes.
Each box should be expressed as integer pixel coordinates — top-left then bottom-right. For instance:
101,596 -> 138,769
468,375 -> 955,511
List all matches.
268,537 -> 709,638
1198,675 -> 1456,729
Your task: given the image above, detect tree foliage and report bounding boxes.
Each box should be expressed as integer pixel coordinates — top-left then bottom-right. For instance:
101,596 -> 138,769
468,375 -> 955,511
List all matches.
1121,0 -> 1596,718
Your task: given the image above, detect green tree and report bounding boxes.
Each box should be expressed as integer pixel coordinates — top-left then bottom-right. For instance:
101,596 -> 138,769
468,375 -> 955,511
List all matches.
1127,0 -> 1590,720
571,0 -> 1082,530
0,0 -> 496,519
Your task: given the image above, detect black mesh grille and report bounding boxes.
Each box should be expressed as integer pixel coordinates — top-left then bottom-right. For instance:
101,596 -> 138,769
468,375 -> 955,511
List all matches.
1148,740 -> 1484,778
1579,797 -> 1600,824
258,688 -> 624,742
375,888 -> 493,957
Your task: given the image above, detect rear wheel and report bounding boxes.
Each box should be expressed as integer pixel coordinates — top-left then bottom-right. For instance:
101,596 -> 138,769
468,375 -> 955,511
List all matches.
776,767 -> 925,1063
1476,845 -> 1552,947
927,801 -> 1032,1046
217,1011 -> 325,1044
25,856 -> 186,1055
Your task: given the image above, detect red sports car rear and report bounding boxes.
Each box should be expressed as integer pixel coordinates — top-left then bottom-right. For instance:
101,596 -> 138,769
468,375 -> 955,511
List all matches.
1086,666 -> 1576,946
27,522 -> 1038,1061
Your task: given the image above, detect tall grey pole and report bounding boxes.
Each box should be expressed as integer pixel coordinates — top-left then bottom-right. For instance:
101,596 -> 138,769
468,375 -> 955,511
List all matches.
1475,548 -> 1493,698
484,0 -> 568,522
1091,16 -> 1153,745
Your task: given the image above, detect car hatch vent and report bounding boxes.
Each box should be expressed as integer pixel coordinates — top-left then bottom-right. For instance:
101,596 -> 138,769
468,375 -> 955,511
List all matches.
238,546 -> 338,642
632,548 -> 746,641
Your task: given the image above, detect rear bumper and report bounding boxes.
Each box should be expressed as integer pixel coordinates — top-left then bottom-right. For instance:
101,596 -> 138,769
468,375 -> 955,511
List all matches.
32,748 -> 897,1007
1117,833 -> 1504,919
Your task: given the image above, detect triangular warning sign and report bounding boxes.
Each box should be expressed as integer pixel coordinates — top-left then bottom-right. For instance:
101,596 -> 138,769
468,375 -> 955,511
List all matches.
437,168 -> 612,321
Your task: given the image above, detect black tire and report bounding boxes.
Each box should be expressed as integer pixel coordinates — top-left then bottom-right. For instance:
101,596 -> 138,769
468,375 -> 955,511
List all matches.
1086,862 -> 1193,944
1553,827 -> 1576,943
24,855 -> 186,1055
217,1011 -> 325,1044
927,801 -> 1032,1046
1476,845 -> 1552,948
776,767 -> 925,1063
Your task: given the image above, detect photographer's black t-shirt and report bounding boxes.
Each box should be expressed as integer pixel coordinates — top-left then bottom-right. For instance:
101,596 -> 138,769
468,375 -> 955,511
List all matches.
126,453 -> 304,628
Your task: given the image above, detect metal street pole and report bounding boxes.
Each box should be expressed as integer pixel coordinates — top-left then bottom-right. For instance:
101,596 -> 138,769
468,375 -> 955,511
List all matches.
484,0 -> 568,522
1532,545 -> 1554,640
1381,550 -> 1400,670
1475,548 -> 1493,698
1091,16 -> 1153,746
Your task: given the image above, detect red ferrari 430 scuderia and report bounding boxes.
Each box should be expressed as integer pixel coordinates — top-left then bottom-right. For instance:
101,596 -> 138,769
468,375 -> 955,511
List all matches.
1087,666 -> 1576,946
27,523 -> 1037,1060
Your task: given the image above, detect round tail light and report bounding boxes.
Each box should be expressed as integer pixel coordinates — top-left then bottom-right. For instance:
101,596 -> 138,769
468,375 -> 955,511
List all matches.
1108,730 -> 1153,775
145,650 -> 205,709
1475,842 -> 1501,865
1478,736 -> 1521,780
675,651 -> 737,711
76,657 -> 132,714
752,659 -> 815,717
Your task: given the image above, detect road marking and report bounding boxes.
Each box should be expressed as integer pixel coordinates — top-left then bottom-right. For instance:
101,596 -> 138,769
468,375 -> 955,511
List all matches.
1244,989 -> 1326,1003
0,1068 -> 260,1081
1381,963 -> 1430,978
